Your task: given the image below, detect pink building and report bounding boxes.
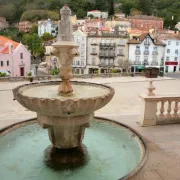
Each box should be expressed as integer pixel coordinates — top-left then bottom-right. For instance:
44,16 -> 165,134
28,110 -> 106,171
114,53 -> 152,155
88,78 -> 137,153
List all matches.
129,15 -> 163,30
19,21 -> 32,32
0,36 -> 31,77
84,19 -> 105,32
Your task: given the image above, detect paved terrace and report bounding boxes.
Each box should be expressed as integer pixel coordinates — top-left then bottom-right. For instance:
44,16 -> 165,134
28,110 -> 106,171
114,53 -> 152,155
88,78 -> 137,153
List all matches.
0,76 -> 180,180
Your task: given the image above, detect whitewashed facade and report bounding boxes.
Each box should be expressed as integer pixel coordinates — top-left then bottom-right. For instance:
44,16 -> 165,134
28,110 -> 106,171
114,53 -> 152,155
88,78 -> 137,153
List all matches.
73,30 -> 87,74
128,33 -> 165,72
87,10 -> 108,19
38,19 -> 58,37
161,35 -> 180,73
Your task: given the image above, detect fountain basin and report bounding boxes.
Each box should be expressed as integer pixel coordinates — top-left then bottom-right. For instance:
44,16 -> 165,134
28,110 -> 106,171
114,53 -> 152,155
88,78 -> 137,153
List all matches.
13,81 -> 114,117
0,117 -> 147,180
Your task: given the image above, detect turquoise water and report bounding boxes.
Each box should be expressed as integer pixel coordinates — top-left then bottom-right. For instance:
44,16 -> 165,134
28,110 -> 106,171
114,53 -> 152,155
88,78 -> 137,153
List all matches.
0,119 -> 143,180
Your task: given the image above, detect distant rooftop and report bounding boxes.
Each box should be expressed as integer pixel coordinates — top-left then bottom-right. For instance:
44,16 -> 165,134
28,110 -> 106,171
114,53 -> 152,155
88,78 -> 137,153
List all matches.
88,10 -> 101,12
129,15 -> 163,21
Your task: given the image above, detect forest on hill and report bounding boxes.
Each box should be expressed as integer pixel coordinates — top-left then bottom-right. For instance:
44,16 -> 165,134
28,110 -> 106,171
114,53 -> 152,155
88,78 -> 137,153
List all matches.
0,0 -> 179,28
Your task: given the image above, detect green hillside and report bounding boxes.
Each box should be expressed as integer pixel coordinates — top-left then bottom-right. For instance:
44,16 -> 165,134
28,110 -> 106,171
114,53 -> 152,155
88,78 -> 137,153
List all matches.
0,0 -> 179,28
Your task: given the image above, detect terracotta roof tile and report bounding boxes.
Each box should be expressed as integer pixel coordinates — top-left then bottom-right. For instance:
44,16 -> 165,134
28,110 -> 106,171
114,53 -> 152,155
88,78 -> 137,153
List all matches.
129,15 -> 163,21
88,10 -> 100,12
0,36 -> 19,54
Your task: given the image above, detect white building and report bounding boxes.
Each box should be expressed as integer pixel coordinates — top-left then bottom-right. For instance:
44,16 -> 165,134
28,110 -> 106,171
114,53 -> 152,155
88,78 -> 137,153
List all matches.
86,31 -> 129,74
73,30 -> 87,74
38,19 -> 58,37
128,33 -> 165,72
160,34 -> 180,73
87,10 -> 108,19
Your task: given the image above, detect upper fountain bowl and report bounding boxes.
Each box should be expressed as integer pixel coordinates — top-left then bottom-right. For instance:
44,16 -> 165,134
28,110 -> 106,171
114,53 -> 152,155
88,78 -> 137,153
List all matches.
13,81 -> 114,117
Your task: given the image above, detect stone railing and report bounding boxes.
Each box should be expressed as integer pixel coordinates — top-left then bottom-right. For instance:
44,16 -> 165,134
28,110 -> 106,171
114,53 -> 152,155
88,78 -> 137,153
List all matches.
139,81 -> 180,126
0,72 -> 145,82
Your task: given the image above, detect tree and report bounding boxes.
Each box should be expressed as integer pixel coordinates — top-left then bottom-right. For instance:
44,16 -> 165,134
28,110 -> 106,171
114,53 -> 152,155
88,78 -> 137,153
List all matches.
138,0 -> 152,15
42,32 -> 53,41
108,0 -> 115,17
30,24 -> 38,34
22,33 -> 44,57
121,1 -> 136,17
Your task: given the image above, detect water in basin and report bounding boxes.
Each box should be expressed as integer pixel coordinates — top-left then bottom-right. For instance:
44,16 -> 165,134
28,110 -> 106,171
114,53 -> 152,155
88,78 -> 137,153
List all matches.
22,85 -> 110,100
0,118 -> 143,180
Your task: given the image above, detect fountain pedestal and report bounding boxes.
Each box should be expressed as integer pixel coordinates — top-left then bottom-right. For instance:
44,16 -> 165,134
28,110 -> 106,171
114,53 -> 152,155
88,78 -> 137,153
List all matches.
38,113 -> 92,148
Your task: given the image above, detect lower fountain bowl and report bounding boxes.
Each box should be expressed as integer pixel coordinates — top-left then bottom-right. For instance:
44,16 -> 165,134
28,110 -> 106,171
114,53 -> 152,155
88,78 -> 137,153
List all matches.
0,117 -> 147,180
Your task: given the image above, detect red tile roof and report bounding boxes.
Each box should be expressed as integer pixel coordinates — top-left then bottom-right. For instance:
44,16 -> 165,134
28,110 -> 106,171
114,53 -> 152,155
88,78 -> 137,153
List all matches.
88,10 -> 100,12
129,15 -> 163,21
0,36 -> 19,54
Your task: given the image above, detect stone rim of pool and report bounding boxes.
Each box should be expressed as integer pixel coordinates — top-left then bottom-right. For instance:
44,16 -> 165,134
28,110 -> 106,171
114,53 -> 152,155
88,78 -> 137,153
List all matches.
0,117 -> 148,180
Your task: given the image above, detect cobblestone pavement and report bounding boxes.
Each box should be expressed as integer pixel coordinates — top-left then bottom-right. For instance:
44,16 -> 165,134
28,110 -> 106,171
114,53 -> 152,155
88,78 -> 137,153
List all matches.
1,76 -> 180,179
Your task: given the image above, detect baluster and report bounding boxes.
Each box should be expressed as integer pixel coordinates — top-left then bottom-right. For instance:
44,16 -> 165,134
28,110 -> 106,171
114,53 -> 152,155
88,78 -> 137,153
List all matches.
158,100 -> 165,119
166,100 -> 172,119
173,101 -> 179,118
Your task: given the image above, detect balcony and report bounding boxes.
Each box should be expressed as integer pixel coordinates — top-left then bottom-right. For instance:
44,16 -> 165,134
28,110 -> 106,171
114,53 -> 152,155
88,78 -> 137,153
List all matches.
152,51 -> 158,55
99,63 -> 114,67
144,41 -> 150,46
117,53 -> 124,56
91,43 -> 98,46
135,50 -> 141,55
110,43 -> 116,47
144,50 -> 149,55
91,52 -> 98,55
99,53 -> 115,57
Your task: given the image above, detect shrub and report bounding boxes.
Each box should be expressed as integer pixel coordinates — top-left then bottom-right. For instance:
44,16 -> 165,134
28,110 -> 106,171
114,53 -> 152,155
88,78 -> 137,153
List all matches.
0,72 -> 6,77
27,72 -> 32,76
50,68 -> 59,75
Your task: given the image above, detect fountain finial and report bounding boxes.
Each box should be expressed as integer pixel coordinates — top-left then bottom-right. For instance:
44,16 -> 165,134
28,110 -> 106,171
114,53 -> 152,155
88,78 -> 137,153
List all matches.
57,4 -> 74,41
52,5 -> 79,94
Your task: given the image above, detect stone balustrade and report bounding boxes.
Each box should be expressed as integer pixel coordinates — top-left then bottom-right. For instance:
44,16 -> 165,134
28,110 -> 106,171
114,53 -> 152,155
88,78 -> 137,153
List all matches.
0,72 -> 144,82
139,81 -> 180,126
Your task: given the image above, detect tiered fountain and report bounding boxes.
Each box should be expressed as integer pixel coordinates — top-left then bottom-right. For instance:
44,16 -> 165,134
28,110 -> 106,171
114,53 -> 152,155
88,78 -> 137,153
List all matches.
0,5 -> 147,180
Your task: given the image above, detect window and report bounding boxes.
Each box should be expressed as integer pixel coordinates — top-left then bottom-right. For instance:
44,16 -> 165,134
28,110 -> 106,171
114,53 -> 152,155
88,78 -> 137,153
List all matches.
145,46 -> 149,50
175,49 -> 178,55
174,57 -> 178,61
76,61 -> 80,65
1,61 -> 3,66
136,46 -> 140,50
166,56 -> 170,61
92,58 -> 96,65
135,56 -> 140,61
110,59 -> 114,64
7,60 -> 9,66
153,56 -> 157,61
167,49 -> 170,53
168,41 -> 171,45
119,39 -> 124,45
153,47 -> 157,51
77,35 -> 81,42
119,49 -> 123,54
20,53 -> 23,59
92,48 -> 96,53
81,61 -> 84,66
144,56 -> 148,61
176,42 -> 179,46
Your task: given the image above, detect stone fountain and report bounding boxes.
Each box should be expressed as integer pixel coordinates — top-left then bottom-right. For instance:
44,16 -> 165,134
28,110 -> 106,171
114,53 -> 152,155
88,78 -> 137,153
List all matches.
13,5 -> 114,164
6,5 -> 147,179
